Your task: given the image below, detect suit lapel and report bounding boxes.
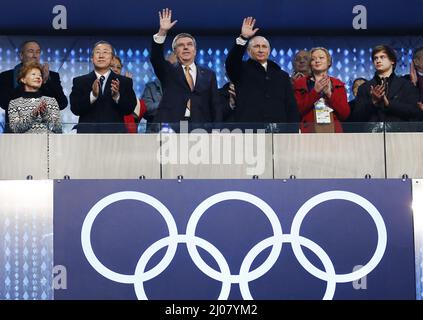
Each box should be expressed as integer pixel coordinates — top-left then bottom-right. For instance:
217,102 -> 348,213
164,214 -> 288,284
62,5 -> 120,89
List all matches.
103,71 -> 115,97
175,63 -> 191,91
88,71 -> 97,83
102,71 -> 120,98
194,64 -> 203,92
176,63 -> 202,92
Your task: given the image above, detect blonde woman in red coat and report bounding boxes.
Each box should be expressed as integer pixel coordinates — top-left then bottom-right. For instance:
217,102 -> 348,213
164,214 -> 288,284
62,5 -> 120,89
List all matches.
293,47 -> 350,133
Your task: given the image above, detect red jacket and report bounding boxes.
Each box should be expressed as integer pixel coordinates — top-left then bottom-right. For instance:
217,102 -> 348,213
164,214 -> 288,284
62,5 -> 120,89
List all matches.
123,99 -> 147,133
294,76 -> 350,133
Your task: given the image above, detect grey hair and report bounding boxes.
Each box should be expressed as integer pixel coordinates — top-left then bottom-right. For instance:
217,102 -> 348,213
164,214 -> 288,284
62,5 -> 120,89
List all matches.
91,40 -> 115,57
171,33 -> 197,51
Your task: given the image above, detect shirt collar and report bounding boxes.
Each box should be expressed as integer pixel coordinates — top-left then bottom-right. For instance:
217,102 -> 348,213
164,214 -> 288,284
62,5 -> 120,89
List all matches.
95,69 -> 111,80
183,62 -> 196,72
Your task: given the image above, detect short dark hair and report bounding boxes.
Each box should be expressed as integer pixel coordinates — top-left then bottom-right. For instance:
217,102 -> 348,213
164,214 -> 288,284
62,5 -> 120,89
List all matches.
91,40 -> 115,57
19,40 -> 41,54
18,61 -> 43,81
372,45 -> 397,70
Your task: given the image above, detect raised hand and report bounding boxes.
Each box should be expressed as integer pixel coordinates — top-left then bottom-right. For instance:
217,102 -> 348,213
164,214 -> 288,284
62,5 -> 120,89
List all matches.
241,17 -> 259,39
158,8 -> 178,36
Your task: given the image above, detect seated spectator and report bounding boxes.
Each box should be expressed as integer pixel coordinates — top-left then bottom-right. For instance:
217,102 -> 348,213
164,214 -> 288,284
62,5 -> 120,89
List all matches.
353,45 -> 421,131
8,61 -> 61,133
294,47 -> 350,133
110,56 -> 147,133
291,50 -> 311,83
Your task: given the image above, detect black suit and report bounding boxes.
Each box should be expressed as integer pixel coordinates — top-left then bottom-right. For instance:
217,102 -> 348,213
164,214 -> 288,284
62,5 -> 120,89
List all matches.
353,73 -> 422,129
218,82 -> 237,122
0,65 -> 67,132
150,39 -> 222,125
225,42 -> 299,131
70,71 -> 136,133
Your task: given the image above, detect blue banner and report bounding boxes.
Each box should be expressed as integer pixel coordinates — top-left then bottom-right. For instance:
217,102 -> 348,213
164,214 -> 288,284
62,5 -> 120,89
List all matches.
53,179 -> 415,300
2,1 -> 423,34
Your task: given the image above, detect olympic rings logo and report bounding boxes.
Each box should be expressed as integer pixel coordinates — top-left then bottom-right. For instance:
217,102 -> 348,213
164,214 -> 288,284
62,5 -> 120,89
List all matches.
81,190 -> 387,300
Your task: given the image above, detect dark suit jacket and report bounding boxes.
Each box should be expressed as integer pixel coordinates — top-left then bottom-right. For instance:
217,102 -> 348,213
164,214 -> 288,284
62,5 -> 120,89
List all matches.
150,39 -> 222,124
353,73 -> 422,123
0,66 -> 67,131
225,42 -> 299,128
218,82 -> 237,122
70,71 -> 137,133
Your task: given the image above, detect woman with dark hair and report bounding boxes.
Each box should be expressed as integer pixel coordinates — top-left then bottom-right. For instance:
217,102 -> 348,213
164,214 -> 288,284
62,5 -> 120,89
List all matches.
293,47 -> 350,133
8,61 -> 61,133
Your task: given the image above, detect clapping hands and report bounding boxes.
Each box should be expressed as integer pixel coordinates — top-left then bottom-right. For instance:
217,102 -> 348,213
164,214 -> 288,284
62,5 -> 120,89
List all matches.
32,99 -> 47,117
314,75 -> 332,97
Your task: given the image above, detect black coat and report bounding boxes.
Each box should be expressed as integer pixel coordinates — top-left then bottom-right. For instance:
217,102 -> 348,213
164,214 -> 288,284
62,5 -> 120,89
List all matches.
218,82 -> 238,122
0,66 -> 67,131
225,42 -> 299,127
353,73 -> 422,123
70,71 -> 136,133
150,39 -> 222,124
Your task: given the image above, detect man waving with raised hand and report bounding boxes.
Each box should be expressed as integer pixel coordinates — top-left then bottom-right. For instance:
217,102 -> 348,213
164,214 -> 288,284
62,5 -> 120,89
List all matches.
150,8 -> 222,127
225,17 -> 299,129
